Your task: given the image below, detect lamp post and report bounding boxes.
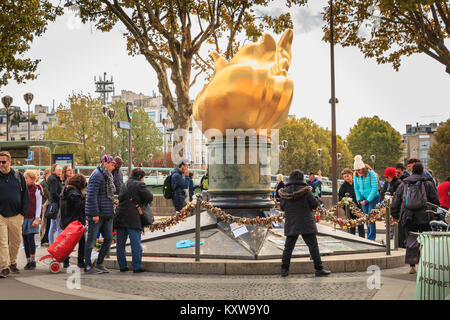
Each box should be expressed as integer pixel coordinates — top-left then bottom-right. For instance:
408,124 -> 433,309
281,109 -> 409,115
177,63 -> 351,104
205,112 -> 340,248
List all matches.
337,152 -> 342,176
1,96 -> 13,141
24,93 -> 34,140
317,148 -> 323,174
281,140 -> 288,176
102,105 -> 109,152
107,108 -> 115,155
329,0 -> 339,205
162,117 -> 168,168
148,153 -> 153,167
126,102 -> 134,176
370,154 -> 376,171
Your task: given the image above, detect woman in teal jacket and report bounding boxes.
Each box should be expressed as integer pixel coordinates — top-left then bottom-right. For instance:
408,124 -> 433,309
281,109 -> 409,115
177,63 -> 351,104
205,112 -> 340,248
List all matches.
353,155 -> 380,240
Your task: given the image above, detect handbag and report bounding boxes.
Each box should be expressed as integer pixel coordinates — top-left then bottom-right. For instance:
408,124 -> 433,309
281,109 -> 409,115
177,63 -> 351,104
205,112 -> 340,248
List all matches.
44,202 -> 59,219
133,200 -> 154,227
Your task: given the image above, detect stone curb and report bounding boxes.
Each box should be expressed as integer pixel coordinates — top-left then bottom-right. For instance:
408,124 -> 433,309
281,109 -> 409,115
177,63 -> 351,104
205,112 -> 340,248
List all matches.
103,249 -> 406,275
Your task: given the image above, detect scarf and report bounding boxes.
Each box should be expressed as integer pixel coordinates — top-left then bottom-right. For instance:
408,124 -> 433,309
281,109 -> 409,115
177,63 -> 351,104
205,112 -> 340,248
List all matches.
99,165 -> 116,200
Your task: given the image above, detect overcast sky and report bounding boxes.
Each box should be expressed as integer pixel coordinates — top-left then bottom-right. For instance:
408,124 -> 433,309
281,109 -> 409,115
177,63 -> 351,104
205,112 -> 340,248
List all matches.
1,0 -> 449,138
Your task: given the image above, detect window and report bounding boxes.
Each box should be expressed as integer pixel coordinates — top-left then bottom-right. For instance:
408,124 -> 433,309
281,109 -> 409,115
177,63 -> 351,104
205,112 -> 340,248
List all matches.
147,111 -> 156,122
419,140 -> 430,149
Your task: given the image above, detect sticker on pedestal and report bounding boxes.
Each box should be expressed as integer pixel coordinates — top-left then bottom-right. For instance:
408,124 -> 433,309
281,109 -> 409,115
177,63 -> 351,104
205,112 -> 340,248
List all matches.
230,223 -> 249,238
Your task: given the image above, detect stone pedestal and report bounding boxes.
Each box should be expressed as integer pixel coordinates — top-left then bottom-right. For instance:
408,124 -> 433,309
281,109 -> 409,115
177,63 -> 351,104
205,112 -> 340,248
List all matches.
207,137 -> 274,218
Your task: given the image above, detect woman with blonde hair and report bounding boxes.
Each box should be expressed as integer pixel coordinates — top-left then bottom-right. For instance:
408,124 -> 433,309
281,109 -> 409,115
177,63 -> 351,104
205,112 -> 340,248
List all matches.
274,174 -> 285,202
22,170 -> 43,270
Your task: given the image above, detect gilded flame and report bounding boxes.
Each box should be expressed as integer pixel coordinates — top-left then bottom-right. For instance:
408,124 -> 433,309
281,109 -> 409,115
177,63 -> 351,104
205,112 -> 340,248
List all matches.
193,29 -> 294,135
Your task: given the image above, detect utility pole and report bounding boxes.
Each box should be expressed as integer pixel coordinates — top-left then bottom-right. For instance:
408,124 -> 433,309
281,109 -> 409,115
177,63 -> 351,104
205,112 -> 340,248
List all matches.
95,72 -> 115,153
329,0 -> 338,206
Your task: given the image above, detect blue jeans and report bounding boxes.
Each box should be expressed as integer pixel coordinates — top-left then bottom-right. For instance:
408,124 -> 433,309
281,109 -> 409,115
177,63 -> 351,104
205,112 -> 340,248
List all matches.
49,219 -> 62,245
84,216 -> 113,267
116,228 -> 142,271
361,195 -> 379,241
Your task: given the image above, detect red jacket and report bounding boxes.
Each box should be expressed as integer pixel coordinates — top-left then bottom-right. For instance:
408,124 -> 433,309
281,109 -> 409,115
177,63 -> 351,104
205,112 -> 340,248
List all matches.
437,180 -> 450,209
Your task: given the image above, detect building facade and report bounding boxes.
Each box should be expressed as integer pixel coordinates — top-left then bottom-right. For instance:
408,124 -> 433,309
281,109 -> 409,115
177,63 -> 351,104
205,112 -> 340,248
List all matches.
401,122 -> 444,168
0,104 -> 56,141
112,90 -> 208,169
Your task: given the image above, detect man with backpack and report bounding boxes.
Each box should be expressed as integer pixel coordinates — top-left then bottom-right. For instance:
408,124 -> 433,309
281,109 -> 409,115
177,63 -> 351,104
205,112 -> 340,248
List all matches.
0,151 -> 29,278
167,161 -> 189,213
391,163 -> 440,274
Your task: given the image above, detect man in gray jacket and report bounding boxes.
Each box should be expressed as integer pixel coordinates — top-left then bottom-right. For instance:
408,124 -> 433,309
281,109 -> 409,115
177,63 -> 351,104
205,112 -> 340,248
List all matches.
84,155 -> 116,274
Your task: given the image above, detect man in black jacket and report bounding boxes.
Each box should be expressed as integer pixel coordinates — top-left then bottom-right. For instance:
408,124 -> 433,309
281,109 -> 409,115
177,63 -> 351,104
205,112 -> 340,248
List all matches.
0,151 -> 29,278
279,170 -> 331,278
391,163 -> 440,274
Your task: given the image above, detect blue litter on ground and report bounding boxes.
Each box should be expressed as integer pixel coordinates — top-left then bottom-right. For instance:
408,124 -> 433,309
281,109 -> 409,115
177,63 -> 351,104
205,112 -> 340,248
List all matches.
176,240 -> 203,249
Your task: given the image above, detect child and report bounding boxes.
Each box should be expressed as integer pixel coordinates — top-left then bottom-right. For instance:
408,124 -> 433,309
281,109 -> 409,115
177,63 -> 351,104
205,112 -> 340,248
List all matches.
23,170 -> 43,270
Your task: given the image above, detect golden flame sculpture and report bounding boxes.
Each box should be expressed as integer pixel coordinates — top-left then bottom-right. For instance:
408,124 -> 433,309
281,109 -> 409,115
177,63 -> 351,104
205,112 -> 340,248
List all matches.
193,29 -> 294,135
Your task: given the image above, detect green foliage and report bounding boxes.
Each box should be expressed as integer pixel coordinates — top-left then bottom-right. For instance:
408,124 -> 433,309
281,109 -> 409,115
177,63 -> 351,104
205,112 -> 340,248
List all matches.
0,0 -> 63,88
346,116 -> 402,175
279,117 -> 353,178
429,118 -> 450,182
323,0 -> 450,74
44,94 -> 104,165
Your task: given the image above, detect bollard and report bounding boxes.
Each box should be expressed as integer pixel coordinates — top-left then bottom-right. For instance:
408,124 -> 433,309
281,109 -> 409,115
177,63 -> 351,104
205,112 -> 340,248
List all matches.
394,222 -> 398,250
385,192 -> 391,256
195,195 -> 201,262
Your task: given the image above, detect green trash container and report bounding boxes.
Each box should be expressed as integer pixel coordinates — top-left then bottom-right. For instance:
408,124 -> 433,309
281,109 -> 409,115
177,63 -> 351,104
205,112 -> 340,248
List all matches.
414,232 -> 450,300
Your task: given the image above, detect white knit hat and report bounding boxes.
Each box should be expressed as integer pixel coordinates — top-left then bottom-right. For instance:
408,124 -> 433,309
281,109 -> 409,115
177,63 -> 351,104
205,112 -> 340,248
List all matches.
353,155 -> 365,170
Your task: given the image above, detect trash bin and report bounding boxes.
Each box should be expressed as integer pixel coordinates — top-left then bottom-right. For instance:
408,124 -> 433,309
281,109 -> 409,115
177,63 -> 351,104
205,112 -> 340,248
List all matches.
414,232 -> 450,300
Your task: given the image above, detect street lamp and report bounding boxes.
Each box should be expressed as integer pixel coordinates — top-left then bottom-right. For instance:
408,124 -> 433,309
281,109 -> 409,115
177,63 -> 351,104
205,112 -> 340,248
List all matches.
102,105 -> 109,152
162,117 -> 169,168
126,102 -> 134,176
337,152 -> 342,176
317,148 -> 323,174
281,140 -> 288,176
107,108 -> 116,155
148,153 -> 153,167
24,93 -> 34,140
370,154 -> 376,171
1,96 -> 13,141
329,0 -> 340,205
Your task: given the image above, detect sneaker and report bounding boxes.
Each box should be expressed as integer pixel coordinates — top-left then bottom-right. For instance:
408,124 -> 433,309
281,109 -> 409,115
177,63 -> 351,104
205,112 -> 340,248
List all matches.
77,262 -> 85,269
0,268 -> 10,278
9,264 -> 20,274
315,269 -> 331,277
281,268 -> 289,277
409,267 -> 417,274
84,266 -> 102,274
29,261 -> 36,270
133,268 -> 145,273
120,267 -> 130,272
24,262 -> 32,270
96,265 -> 110,273
63,260 -> 70,268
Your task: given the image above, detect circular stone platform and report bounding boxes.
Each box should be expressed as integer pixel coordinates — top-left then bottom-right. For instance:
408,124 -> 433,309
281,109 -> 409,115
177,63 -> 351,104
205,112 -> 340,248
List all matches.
103,250 -> 406,275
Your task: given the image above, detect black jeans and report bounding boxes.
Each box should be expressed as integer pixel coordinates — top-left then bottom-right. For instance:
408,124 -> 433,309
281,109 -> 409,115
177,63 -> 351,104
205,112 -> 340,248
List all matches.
282,234 -> 323,271
41,218 -> 51,244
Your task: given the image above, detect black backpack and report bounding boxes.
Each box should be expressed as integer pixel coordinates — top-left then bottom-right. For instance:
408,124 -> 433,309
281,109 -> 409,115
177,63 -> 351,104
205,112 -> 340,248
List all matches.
163,174 -> 174,199
403,181 -> 427,210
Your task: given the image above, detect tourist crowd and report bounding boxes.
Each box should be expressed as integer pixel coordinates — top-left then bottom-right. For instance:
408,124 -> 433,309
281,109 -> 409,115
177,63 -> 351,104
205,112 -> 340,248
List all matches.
0,149 -> 448,279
